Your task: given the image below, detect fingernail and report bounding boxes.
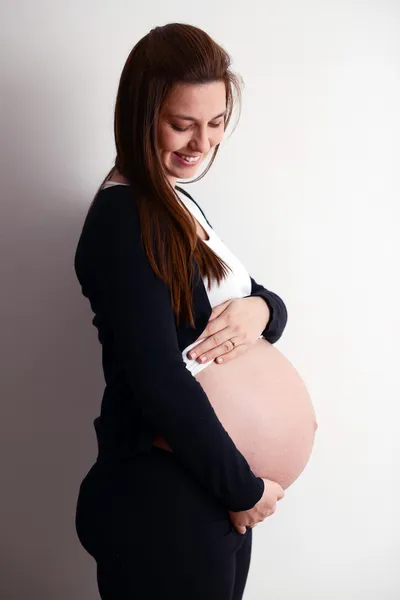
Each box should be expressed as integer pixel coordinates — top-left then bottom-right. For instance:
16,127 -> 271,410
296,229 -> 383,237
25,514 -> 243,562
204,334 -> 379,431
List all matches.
189,352 -> 196,359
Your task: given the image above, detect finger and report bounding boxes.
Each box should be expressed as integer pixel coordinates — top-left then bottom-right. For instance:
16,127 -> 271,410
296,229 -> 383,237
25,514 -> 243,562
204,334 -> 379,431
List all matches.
214,349 -> 236,364
187,328 -> 230,360
186,341 -> 209,361
236,525 -> 247,535
192,335 -> 237,363
211,341 -> 237,363
207,341 -> 239,364
214,342 -> 246,364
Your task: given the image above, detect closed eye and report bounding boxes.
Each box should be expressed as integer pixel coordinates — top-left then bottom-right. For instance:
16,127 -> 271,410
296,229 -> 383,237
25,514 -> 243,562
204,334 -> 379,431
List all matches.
171,121 -> 223,132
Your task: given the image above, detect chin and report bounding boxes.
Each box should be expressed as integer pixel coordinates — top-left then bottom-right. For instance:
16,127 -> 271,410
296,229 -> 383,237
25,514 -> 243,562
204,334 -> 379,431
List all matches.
166,165 -> 201,181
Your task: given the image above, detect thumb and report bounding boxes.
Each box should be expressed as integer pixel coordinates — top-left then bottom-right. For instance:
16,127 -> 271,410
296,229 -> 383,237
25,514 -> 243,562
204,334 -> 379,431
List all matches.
236,525 -> 247,535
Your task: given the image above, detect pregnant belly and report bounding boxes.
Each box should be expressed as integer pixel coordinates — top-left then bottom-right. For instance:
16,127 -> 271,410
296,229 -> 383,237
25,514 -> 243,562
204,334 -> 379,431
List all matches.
153,337 -> 317,490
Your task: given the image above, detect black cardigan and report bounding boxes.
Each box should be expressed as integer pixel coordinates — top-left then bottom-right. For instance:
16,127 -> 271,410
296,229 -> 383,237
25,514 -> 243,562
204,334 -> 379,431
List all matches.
74,183 -> 288,512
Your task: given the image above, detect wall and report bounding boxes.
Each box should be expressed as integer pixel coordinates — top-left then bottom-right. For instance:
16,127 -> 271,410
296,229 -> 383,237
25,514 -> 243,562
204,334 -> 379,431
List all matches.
1,1 -> 399,598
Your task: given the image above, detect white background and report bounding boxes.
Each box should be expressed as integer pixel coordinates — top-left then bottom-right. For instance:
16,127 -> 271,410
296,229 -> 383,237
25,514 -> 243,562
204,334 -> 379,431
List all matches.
1,1 -> 399,598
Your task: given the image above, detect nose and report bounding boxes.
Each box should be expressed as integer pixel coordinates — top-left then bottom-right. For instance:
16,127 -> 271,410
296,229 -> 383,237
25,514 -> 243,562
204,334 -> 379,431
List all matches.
189,125 -> 211,155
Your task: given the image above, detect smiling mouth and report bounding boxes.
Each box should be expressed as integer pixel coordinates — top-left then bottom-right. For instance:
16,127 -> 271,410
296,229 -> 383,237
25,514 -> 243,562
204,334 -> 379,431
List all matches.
174,152 -> 201,164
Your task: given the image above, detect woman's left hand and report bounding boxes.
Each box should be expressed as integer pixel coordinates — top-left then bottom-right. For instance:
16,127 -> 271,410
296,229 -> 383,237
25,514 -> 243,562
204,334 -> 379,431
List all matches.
187,296 -> 270,365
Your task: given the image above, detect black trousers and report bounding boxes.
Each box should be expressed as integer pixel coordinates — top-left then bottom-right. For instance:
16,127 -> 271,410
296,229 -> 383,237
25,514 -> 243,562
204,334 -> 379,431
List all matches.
75,446 -> 253,599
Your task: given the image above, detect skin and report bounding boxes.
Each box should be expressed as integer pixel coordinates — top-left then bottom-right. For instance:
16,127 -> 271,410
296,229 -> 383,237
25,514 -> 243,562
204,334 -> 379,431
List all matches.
157,81 -> 227,189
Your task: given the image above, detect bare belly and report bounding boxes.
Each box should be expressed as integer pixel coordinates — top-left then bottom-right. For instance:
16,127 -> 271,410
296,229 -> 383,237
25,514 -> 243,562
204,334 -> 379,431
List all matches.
153,337 -> 317,490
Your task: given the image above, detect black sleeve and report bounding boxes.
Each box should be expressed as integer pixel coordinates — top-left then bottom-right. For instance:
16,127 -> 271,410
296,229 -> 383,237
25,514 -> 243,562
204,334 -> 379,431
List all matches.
245,277 -> 288,344
76,189 -> 264,512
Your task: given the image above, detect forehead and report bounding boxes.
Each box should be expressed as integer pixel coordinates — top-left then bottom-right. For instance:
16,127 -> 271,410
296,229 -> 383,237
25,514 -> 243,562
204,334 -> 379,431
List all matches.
162,81 -> 226,118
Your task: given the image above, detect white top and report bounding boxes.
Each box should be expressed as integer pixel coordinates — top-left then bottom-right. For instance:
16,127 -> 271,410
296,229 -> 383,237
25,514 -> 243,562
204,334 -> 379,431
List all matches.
101,180 -> 260,375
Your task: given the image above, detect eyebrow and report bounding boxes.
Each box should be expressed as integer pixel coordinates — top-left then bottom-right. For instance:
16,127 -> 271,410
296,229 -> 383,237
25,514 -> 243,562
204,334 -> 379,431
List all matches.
169,110 -> 227,121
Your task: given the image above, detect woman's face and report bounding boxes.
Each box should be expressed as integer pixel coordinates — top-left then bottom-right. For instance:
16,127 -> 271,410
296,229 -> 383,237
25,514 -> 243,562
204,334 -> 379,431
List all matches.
157,81 -> 227,187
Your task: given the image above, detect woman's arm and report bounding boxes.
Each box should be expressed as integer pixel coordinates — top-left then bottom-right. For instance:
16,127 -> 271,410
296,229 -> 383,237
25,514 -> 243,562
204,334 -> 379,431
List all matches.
75,187 -> 264,512
246,277 -> 288,344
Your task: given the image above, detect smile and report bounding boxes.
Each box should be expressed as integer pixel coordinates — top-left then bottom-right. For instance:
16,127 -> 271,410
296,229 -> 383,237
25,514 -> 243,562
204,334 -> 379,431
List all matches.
173,152 -> 201,165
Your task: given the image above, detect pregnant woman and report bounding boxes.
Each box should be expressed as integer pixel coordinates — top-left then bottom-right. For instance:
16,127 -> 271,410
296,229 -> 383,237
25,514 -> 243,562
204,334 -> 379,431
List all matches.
74,23 -> 316,600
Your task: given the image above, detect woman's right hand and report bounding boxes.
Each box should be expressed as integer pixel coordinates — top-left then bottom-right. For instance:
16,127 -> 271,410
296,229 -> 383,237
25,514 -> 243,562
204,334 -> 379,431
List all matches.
228,478 -> 285,534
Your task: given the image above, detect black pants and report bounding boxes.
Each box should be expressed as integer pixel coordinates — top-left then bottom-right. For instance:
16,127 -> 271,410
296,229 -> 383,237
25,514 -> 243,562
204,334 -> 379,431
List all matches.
75,446 -> 253,599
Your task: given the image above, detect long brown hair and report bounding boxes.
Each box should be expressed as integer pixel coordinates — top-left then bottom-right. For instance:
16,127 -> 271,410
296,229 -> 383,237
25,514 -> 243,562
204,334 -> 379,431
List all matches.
95,23 -> 243,328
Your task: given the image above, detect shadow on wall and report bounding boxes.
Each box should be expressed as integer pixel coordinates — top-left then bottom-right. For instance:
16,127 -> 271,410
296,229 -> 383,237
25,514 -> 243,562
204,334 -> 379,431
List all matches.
0,73 -> 104,599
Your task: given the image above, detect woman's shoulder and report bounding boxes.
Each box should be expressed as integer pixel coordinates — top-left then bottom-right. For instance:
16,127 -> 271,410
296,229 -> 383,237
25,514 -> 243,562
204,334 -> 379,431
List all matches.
77,185 -> 143,261
94,182 -> 136,208
86,183 -> 140,229
75,185 -> 143,276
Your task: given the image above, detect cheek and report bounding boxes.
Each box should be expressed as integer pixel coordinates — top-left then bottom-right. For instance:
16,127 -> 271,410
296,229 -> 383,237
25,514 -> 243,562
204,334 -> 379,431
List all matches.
158,125 -> 225,154
211,128 -> 225,148
158,127 -> 183,153
215,127 -> 225,144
